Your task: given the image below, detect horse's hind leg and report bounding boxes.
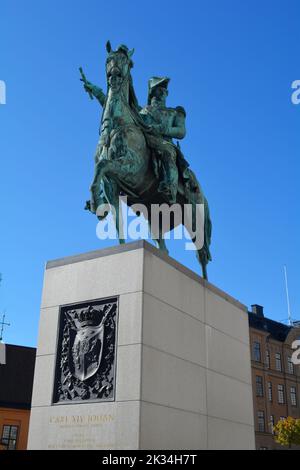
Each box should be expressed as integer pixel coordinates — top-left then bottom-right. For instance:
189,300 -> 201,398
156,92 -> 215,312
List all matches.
103,179 -> 125,244
149,226 -> 169,254
183,201 -> 209,280
157,236 -> 169,254
196,250 -> 208,280
148,210 -> 169,254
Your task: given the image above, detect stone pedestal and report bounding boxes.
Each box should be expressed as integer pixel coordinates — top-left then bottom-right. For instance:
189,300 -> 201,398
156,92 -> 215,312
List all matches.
28,241 -> 255,450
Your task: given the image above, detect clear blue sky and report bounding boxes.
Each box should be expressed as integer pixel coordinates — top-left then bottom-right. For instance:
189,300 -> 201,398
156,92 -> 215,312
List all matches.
0,0 -> 299,347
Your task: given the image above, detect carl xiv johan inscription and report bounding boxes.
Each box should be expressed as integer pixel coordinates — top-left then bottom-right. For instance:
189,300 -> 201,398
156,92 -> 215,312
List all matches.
53,297 -> 118,404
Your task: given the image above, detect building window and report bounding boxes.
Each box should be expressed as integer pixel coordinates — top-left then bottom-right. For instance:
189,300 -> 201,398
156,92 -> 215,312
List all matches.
256,376 -> 264,397
275,352 -> 282,371
1,425 -> 19,450
253,341 -> 261,362
278,384 -> 285,404
270,415 -> 275,434
290,386 -> 297,406
266,349 -> 270,368
268,382 -> 273,402
257,411 -> 265,432
288,356 -> 294,375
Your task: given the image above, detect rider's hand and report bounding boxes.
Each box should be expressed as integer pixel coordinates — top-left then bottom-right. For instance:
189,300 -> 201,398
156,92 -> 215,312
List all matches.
148,123 -> 167,136
148,124 -> 159,134
157,123 -> 168,135
83,81 -> 93,93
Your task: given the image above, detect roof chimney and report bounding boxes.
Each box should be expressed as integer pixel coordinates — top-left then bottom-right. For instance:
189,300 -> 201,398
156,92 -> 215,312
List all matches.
251,304 -> 264,317
0,343 -> 6,365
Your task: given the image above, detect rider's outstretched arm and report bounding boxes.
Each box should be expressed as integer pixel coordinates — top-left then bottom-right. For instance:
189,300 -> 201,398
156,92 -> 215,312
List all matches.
89,83 -> 106,107
80,67 -> 106,106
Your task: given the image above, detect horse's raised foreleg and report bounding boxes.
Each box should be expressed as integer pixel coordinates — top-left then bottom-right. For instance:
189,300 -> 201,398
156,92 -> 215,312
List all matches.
90,157 -> 139,213
89,160 -> 110,213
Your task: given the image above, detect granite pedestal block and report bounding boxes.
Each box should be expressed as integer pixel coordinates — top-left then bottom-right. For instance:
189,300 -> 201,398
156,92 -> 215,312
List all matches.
28,241 -> 255,450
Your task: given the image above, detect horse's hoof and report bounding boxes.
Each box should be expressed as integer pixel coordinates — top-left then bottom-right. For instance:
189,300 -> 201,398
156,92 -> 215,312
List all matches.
84,200 -> 91,211
84,200 -> 97,214
97,213 -> 107,221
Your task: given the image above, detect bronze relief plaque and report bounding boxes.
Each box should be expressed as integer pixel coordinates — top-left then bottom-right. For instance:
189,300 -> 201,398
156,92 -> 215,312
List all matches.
52,297 -> 118,404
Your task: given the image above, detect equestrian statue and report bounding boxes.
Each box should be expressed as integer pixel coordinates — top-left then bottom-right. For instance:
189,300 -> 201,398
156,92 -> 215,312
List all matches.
80,42 -> 212,279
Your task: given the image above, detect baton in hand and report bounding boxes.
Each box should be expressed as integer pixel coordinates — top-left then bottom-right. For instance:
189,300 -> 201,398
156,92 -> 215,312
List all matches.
79,67 -> 94,100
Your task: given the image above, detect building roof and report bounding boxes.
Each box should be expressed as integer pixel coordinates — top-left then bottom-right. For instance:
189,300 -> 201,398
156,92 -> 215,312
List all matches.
0,344 -> 36,409
248,311 -> 291,342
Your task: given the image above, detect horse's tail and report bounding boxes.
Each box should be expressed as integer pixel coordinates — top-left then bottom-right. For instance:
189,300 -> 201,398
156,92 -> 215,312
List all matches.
183,168 -> 212,262
203,197 -> 212,262
182,170 -> 212,278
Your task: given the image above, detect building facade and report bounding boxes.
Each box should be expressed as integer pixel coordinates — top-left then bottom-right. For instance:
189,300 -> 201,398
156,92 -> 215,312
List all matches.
249,305 -> 300,450
0,344 -> 36,450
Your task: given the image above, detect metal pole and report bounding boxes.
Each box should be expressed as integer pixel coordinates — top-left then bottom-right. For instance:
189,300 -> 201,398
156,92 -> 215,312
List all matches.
284,265 -> 292,326
0,313 -> 10,342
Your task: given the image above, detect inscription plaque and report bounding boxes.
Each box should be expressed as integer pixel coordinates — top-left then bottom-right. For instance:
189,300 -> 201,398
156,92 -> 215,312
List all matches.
53,297 -> 118,404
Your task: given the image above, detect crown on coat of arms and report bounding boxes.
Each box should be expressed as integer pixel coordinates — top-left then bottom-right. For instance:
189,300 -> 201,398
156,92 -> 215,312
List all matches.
70,305 -> 103,328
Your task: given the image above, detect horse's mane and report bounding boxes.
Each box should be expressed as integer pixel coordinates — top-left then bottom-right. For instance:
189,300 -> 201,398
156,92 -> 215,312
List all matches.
127,74 -> 150,132
128,75 -> 140,110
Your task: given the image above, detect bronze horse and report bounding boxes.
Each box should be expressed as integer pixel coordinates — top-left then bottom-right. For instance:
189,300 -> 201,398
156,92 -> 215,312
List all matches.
81,43 -> 212,279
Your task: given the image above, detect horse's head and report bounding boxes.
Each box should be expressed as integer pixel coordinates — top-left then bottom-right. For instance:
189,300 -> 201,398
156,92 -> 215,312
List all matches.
105,41 -> 134,93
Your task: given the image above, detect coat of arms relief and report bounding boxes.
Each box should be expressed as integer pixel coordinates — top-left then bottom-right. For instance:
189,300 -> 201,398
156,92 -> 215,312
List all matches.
53,298 -> 118,403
